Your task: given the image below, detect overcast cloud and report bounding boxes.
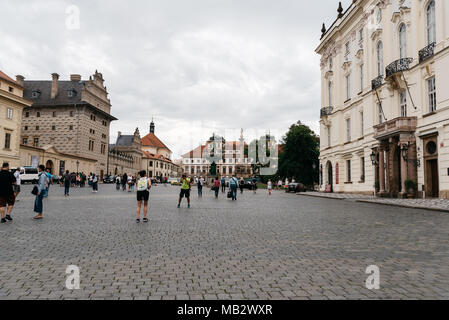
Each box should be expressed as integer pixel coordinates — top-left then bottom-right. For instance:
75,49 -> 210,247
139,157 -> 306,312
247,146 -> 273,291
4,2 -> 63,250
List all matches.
0,0 -> 352,158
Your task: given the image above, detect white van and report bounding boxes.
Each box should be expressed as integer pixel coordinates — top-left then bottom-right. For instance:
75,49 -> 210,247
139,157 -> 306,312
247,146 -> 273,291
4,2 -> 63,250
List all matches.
10,166 -> 39,184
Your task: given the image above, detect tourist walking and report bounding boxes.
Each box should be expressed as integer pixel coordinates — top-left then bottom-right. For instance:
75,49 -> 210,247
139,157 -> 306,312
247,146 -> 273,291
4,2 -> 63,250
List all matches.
229,175 -> 239,201
197,176 -> 204,197
177,174 -> 191,208
63,170 -> 71,196
252,176 -> 258,194
267,179 -> 272,196
92,174 -> 98,193
136,170 -> 151,223
277,179 -> 282,190
115,175 -> 121,190
122,173 -> 128,191
0,163 -> 17,223
213,177 -> 220,198
33,165 -> 47,220
239,178 -> 244,194
221,176 -> 226,193
127,174 -> 133,192
13,167 -> 21,199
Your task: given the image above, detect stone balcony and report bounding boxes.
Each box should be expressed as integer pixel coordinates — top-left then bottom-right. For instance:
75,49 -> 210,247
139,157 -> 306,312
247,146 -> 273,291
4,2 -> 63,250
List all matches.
320,106 -> 333,118
373,117 -> 417,140
385,58 -> 413,78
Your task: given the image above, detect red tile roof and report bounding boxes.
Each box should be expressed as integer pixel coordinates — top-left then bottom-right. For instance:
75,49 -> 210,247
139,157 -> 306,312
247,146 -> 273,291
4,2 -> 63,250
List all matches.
0,70 -> 21,87
143,151 -> 173,163
141,132 -> 171,151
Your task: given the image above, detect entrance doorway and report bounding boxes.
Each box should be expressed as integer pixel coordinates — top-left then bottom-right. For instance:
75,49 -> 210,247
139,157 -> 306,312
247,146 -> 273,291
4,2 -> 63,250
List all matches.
45,160 -> 54,174
425,159 -> 439,198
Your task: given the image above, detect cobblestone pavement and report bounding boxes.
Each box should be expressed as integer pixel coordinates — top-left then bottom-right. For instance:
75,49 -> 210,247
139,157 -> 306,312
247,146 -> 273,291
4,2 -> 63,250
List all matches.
0,184 -> 448,300
298,192 -> 449,212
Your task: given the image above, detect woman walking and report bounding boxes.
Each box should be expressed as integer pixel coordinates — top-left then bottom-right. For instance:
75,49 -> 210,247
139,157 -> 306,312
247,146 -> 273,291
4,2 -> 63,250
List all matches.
92,174 -> 98,193
213,177 -> 220,198
136,170 -> 151,223
33,165 -> 47,220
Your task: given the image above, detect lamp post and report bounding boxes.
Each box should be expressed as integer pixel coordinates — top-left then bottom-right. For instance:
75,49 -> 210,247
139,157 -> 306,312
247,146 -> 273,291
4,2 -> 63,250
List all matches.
370,151 -> 378,166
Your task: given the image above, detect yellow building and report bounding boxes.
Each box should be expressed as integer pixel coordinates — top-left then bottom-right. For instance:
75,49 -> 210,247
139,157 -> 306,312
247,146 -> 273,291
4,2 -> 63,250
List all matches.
0,71 -> 33,166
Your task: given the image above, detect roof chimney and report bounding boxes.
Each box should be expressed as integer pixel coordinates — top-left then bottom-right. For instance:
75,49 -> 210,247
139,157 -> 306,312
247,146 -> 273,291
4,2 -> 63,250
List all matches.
70,74 -> 81,81
51,73 -> 59,99
15,75 -> 25,87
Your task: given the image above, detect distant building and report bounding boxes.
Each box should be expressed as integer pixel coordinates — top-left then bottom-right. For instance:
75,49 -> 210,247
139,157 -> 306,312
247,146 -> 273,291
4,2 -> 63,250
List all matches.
182,130 -> 252,178
108,128 -> 142,176
0,70 -> 32,167
140,120 -> 178,178
21,71 -> 117,177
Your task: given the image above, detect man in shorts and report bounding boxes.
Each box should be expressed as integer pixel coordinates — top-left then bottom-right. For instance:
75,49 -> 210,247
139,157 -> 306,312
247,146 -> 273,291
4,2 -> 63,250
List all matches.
136,170 -> 151,223
0,163 -> 17,223
177,174 -> 191,208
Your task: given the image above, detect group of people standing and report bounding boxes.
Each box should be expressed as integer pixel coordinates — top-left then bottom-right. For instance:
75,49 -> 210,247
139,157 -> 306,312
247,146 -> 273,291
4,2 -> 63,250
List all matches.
115,173 -> 138,192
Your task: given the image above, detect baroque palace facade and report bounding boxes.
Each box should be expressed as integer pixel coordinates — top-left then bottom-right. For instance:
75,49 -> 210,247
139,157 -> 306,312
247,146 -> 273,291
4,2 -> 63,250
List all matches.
317,0 -> 449,198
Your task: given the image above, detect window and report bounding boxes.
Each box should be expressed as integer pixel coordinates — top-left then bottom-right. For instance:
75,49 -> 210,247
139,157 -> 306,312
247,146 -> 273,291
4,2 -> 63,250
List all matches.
33,138 -> 39,147
150,161 -> 153,167
400,91 -> 407,117
399,23 -> 407,59
360,64 -> 364,92
24,126 -> 28,131
346,118 -> 351,142
377,8 -> 382,24
328,81 -> 333,106
69,125 -> 73,130
360,157 -> 365,182
7,108 -> 13,119
36,126 -> 39,130
360,111 -> 364,136
346,160 -> 351,182
88,140 -> 95,151
4,133 -> 11,149
31,91 -> 40,98
377,41 -> 384,76
8,87 -> 13,93
345,74 -> 351,101
23,138 -> 28,145
52,125 -> 56,131
25,112 -> 29,117
427,0 -> 436,45
52,111 -> 57,117
36,111 -> 40,117
67,90 -> 76,97
378,103 -> 384,124
101,144 -> 106,155
428,77 -> 436,112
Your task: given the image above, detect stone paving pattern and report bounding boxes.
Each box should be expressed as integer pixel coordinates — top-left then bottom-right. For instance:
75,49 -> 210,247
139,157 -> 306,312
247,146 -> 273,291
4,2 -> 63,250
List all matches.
0,185 -> 448,300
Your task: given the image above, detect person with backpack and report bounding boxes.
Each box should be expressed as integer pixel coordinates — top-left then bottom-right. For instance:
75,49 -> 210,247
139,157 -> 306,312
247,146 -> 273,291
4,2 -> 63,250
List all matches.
177,174 -> 191,208
136,170 -> 151,223
229,175 -> 239,201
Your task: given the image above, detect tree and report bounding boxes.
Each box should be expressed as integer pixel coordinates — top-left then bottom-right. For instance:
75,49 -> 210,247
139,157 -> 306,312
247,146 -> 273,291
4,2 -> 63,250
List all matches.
278,121 -> 320,186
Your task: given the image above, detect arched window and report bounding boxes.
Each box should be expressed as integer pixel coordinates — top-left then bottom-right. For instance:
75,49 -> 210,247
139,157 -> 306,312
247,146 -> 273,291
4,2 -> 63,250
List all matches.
427,0 -> 436,45
377,41 -> 384,76
399,23 -> 407,59
328,81 -> 333,106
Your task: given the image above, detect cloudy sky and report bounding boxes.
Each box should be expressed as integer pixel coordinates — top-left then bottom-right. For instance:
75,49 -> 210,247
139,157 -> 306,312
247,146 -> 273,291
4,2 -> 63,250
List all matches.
0,0 -> 352,158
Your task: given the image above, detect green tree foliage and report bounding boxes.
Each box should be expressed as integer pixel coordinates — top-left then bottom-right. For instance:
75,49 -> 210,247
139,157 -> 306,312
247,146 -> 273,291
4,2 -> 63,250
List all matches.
278,121 -> 320,186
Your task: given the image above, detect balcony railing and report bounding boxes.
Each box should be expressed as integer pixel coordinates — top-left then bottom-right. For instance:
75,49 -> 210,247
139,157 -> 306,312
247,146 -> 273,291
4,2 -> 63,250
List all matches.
320,106 -> 333,117
373,116 -> 417,140
371,75 -> 383,90
385,58 -> 413,78
419,42 -> 436,63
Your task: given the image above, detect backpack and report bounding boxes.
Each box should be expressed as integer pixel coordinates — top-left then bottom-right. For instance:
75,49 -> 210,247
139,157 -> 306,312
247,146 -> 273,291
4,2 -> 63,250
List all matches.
137,178 -> 148,191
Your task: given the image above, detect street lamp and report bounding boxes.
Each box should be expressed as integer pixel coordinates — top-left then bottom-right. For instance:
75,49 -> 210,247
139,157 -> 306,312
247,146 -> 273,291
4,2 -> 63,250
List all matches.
370,151 -> 377,166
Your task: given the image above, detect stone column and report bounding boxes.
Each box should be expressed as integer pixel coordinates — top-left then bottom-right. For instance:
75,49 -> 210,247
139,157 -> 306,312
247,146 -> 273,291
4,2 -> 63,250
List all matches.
379,146 -> 386,194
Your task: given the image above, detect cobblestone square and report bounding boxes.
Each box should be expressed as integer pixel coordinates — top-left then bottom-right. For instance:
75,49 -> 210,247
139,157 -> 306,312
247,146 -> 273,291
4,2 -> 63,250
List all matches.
0,184 -> 448,300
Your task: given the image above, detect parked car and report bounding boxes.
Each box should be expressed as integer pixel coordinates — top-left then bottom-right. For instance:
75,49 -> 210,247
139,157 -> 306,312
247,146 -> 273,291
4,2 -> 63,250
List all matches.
10,166 -> 39,184
103,175 -> 116,184
286,182 -> 306,193
168,177 -> 180,185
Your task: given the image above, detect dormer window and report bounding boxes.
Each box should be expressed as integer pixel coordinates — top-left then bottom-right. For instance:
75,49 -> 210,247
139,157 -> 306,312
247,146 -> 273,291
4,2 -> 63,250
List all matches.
67,89 -> 77,97
31,90 -> 41,98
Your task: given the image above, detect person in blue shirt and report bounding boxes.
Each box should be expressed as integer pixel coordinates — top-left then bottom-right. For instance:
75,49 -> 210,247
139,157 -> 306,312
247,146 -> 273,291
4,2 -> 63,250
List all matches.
229,175 -> 239,201
34,165 -> 47,220
43,168 -> 53,198
221,177 -> 226,193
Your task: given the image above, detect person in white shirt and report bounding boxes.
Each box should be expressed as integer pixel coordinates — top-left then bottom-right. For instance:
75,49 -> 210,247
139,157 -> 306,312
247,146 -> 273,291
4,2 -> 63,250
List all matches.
13,168 -> 21,198
136,170 -> 151,223
267,179 -> 272,195
277,179 -> 282,190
